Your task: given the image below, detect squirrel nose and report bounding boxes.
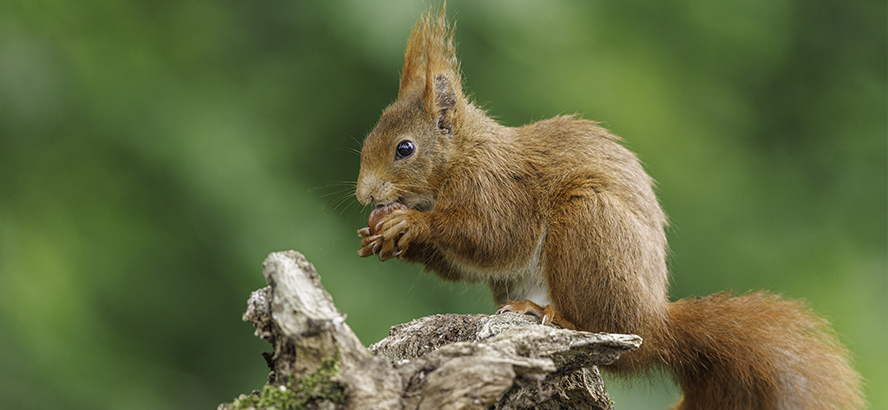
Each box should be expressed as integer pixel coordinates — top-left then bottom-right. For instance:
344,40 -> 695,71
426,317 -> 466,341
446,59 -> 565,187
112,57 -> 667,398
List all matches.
356,173 -> 391,205
356,182 -> 374,205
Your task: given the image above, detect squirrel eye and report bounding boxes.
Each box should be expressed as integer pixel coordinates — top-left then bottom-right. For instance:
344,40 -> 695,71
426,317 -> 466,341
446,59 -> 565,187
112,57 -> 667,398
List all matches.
395,140 -> 416,159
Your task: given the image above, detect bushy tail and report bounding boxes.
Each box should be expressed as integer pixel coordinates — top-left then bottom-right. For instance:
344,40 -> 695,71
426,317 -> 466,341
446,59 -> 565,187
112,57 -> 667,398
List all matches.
661,292 -> 863,410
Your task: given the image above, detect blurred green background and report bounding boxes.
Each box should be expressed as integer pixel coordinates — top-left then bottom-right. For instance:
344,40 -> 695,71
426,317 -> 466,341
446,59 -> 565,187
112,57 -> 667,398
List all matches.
1,1 -> 884,409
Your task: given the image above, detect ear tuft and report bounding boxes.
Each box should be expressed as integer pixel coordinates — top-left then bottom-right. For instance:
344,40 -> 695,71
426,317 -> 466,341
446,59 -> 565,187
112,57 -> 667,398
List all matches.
398,17 -> 427,98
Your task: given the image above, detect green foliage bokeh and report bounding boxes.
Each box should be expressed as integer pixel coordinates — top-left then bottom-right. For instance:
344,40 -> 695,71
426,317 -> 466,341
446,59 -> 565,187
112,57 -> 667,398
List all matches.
0,1 -> 884,409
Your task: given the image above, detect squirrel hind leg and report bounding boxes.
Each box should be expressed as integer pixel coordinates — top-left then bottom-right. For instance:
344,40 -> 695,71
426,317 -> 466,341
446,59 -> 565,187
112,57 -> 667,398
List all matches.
496,300 -> 580,330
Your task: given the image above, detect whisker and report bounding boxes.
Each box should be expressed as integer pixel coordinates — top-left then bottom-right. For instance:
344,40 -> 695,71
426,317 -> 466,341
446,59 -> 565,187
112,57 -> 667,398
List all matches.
309,181 -> 357,194
327,188 -> 360,210
311,180 -> 358,189
344,133 -> 365,152
332,146 -> 362,156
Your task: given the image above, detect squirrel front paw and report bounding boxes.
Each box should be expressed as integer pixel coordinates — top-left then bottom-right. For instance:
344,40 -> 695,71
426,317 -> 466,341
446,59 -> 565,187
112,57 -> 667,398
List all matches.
358,209 -> 425,261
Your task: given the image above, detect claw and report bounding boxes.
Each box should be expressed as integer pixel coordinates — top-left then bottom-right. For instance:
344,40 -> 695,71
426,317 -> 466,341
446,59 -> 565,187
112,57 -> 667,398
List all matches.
540,312 -> 553,325
360,235 -> 381,248
494,300 -> 579,330
379,240 -> 400,261
496,300 -> 545,318
495,304 -> 513,315
359,208 -> 422,263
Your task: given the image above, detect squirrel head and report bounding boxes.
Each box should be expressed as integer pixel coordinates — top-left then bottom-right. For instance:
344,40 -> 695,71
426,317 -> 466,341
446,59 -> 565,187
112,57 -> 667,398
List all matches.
356,5 -> 465,211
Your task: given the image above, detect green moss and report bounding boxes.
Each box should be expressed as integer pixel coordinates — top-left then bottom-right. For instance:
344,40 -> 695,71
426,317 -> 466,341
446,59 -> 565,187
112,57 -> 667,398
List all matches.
225,356 -> 345,410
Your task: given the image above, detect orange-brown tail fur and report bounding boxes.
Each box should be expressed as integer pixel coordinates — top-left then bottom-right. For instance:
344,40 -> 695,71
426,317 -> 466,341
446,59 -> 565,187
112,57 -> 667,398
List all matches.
650,292 -> 864,410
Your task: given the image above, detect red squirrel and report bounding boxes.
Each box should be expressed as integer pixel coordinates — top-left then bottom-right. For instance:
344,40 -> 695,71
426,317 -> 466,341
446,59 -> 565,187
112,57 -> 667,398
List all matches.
355,6 -> 863,410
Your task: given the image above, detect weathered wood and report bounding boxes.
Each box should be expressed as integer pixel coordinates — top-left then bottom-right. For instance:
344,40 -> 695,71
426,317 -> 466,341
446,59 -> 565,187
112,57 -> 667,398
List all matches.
219,251 -> 641,410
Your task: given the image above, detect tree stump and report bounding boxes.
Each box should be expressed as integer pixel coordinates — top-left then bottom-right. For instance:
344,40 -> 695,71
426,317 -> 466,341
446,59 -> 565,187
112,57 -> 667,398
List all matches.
218,251 -> 641,410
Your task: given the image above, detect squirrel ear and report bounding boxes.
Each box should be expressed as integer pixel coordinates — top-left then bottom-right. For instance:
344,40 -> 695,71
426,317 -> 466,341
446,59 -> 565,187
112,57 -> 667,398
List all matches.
398,5 -> 462,135
431,73 -> 458,135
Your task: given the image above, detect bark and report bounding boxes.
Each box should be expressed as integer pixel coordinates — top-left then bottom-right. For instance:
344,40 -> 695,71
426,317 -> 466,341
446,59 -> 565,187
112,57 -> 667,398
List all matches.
219,251 -> 641,410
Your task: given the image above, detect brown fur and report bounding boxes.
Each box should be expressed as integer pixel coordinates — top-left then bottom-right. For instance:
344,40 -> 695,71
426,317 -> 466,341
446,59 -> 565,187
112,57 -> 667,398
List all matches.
356,6 -> 864,410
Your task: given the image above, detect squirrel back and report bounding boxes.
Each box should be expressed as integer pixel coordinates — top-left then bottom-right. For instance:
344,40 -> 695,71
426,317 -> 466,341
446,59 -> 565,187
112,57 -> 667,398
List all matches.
356,6 -> 864,409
